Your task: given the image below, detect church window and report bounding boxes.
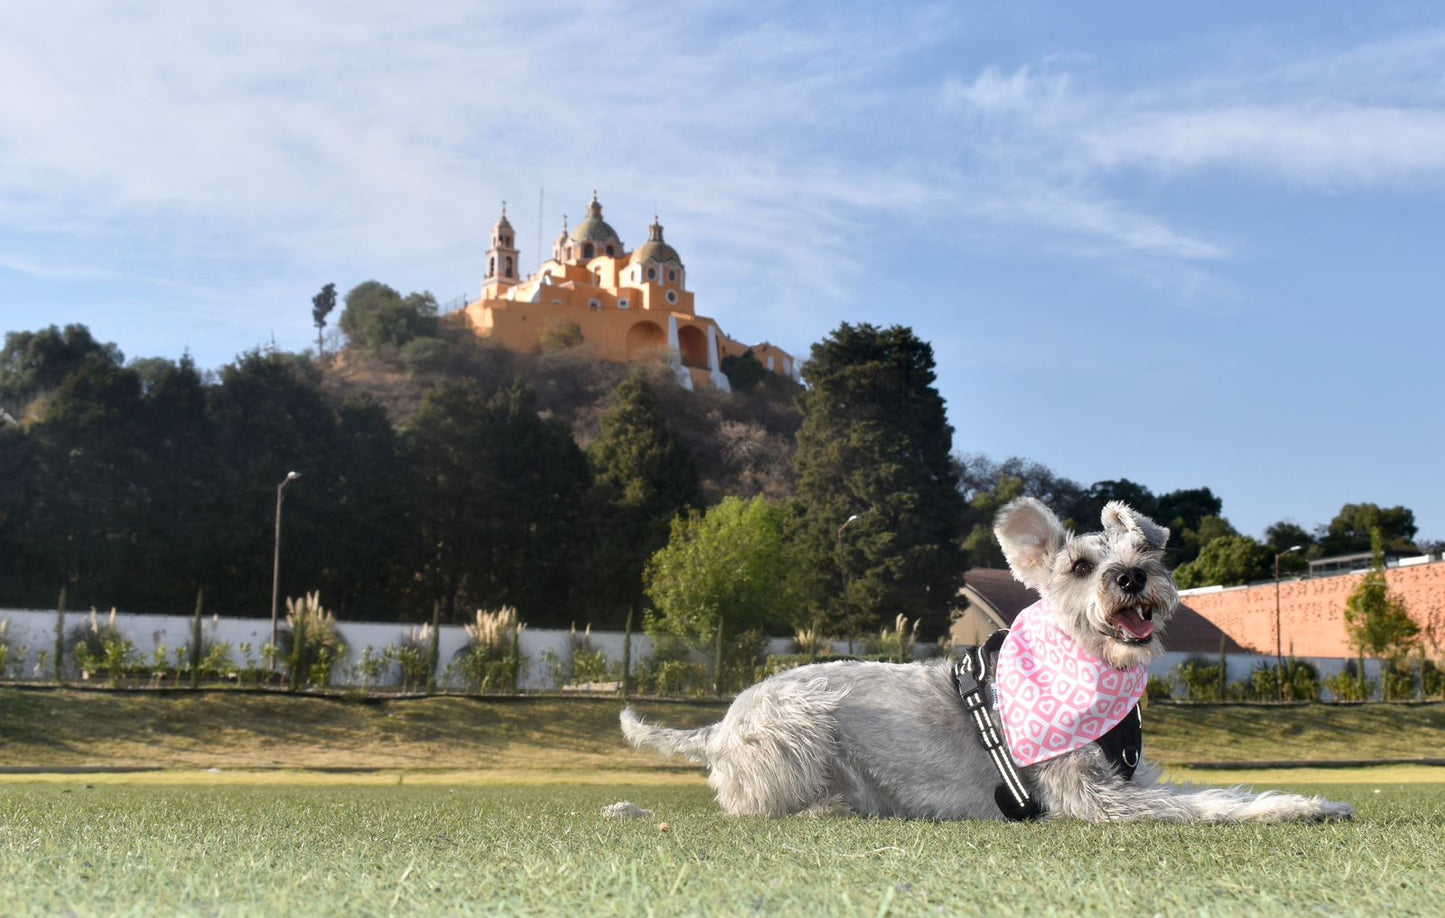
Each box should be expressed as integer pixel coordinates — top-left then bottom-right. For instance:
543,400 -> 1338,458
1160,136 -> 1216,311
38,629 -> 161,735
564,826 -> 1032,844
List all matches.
667,269 -> 677,284
583,243 -> 595,259
618,298 -> 630,309
488,257 -> 495,277
588,298 -> 602,311
505,257 -> 514,278
646,267 -> 657,281
666,290 -> 678,304
606,244 -> 616,256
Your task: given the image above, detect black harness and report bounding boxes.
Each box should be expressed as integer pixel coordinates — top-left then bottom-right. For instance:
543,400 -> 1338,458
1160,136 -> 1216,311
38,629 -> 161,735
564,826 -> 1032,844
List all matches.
953,628 -> 1143,821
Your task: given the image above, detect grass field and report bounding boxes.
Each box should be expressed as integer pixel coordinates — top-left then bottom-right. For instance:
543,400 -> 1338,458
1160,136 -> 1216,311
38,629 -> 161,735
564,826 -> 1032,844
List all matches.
1,780 -> 1441,916
2,688 -> 1443,770
1,690 -> 1442,915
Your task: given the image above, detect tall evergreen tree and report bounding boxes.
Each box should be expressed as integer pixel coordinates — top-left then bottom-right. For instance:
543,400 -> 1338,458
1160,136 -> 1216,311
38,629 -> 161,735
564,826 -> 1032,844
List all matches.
311,283 -> 338,356
323,393 -> 407,619
585,372 -> 702,627
205,349 -> 340,616
401,378 -> 591,625
794,323 -> 964,640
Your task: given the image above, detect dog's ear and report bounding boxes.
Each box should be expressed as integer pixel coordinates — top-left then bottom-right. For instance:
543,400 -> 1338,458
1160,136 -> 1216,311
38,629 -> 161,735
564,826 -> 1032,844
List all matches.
1101,501 -> 1170,551
994,497 -> 1066,590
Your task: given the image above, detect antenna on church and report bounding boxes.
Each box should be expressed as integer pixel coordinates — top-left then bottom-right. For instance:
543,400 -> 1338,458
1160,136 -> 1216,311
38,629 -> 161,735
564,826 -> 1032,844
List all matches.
536,187 -> 544,275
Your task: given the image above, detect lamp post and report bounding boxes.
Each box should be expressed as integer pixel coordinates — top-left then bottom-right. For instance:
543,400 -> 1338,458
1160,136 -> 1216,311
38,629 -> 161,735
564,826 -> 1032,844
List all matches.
837,513 -> 861,655
1273,544 -> 1303,700
270,471 -> 301,668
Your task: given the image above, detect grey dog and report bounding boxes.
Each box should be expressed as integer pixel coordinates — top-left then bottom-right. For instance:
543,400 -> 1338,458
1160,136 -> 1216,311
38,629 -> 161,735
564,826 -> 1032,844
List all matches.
621,498 -> 1354,822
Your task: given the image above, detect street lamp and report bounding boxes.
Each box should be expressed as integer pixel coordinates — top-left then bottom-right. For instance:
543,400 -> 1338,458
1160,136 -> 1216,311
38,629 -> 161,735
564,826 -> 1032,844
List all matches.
1273,545 -> 1303,701
270,471 -> 301,668
837,513 -> 862,655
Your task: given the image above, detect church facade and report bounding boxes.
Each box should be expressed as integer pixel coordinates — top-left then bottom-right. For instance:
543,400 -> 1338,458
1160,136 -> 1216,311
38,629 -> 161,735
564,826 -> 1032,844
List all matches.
457,194 -> 800,391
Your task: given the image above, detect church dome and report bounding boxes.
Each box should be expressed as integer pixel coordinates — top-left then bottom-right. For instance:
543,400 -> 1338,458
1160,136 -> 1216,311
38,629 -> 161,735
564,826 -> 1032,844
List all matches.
569,193 -> 622,247
633,219 -> 681,265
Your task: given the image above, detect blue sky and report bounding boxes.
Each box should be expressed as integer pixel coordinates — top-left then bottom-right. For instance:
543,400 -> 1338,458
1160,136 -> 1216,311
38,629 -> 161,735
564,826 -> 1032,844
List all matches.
2,1 -> 1442,543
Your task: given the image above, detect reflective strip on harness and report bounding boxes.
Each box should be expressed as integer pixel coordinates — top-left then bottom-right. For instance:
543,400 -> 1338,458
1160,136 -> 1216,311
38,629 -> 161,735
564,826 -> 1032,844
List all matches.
954,642 -> 1040,820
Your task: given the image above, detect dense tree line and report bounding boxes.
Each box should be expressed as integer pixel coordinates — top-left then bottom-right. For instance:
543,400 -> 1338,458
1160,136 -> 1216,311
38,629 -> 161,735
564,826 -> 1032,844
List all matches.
956,451 -> 1425,588
2,303 -> 1425,635
0,324 -> 701,626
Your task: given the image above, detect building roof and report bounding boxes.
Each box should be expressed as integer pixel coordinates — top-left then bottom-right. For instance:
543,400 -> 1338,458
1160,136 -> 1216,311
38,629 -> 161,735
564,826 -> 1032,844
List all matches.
570,194 -> 621,246
960,567 -> 1246,655
634,219 -> 681,265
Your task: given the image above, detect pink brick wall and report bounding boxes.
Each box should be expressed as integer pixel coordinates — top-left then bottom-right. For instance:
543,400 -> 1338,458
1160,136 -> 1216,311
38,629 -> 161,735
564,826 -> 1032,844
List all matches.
1180,561 -> 1445,658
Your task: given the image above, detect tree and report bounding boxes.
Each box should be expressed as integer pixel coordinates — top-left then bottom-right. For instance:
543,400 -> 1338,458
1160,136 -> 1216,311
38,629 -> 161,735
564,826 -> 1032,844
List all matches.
1264,520 -> 1314,574
644,496 -> 802,646
338,281 -> 438,354
402,379 -> 492,623
1344,530 -> 1419,678
311,283 -> 337,356
1173,514 -> 1238,567
204,349 -> 341,615
794,323 -> 964,640
1172,535 -> 1273,588
25,353 -> 150,607
466,382 -> 591,623
322,393 -> 407,619
1087,479 -> 1158,520
0,324 -> 123,416
1320,503 -> 1418,555
956,453 -> 1090,568
584,372 -> 703,627
720,349 -> 768,392
402,379 -> 591,625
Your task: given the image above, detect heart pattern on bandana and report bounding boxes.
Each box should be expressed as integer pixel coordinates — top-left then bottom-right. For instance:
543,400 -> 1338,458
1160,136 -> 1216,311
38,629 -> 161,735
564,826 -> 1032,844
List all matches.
995,600 -> 1146,767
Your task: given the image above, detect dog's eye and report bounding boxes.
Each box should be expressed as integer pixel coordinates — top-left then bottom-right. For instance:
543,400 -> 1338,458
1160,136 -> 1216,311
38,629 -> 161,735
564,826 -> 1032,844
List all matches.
1071,559 -> 1093,576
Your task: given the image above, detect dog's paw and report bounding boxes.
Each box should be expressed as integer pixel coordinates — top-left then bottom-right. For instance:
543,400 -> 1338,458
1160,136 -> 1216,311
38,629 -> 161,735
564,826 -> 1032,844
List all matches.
1311,799 -> 1355,822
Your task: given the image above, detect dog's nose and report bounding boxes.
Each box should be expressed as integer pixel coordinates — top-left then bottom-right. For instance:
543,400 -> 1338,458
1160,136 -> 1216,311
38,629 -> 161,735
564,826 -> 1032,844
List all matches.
1116,567 -> 1148,594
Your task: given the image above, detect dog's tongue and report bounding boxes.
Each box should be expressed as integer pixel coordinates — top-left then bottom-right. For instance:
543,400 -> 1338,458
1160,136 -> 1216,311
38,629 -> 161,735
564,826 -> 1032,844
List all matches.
1117,609 -> 1155,640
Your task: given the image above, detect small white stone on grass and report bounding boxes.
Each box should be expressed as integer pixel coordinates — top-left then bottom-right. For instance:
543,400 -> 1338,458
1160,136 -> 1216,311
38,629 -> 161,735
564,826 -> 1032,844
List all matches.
602,801 -> 654,819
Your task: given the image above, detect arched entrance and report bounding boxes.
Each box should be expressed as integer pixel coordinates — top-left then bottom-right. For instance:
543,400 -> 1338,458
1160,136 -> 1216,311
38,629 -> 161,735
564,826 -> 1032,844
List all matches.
626,321 -> 667,357
677,325 -> 709,369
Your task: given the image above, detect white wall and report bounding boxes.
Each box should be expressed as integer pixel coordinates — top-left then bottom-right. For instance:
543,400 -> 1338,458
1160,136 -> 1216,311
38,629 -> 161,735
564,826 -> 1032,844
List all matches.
0,607 -> 1382,696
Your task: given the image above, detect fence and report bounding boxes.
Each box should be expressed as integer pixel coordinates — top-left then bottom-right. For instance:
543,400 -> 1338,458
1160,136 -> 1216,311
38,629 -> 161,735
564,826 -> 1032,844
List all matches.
0,606 -> 1385,697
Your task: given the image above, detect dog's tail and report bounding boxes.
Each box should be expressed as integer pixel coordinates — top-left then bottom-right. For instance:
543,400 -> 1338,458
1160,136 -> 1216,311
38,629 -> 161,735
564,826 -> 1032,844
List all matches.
620,707 -> 714,764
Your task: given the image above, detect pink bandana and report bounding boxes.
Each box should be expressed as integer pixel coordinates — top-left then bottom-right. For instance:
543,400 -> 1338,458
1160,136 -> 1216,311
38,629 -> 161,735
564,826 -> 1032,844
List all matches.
995,600 -> 1146,767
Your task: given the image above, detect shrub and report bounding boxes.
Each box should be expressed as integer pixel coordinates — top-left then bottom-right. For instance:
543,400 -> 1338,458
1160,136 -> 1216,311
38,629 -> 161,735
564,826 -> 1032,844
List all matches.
1236,661 -> 1318,702
1382,667 -> 1415,701
569,623 -> 610,686
792,625 -> 829,660
452,607 -> 525,693
351,645 -> 395,692
876,614 -> 919,664
1145,676 -> 1172,702
539,319 -> 584,351
68,609 -> 136,684
1421,659 -> 1443,699
1323,660 -> 1377,702
178,615 -> 233,685
395,625 -> 436,692
280,592 -> 347,690
1171,655 -> 1225,702
0,621 -> 22,679
400,336 -> 451,373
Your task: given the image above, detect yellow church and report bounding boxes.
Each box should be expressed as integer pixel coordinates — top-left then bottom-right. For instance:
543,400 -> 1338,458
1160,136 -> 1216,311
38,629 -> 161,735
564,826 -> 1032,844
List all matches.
457,194 -> 800,392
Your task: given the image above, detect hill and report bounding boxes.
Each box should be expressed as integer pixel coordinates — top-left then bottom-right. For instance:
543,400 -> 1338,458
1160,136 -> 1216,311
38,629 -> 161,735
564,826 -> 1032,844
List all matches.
320,337 -> 803,502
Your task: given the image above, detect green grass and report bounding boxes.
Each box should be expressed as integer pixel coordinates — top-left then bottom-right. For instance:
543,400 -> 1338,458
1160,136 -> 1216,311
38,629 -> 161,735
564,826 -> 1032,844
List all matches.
1,781 -> 1441,916
2,691 -> 1443,914
2,688 -> 1442,771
